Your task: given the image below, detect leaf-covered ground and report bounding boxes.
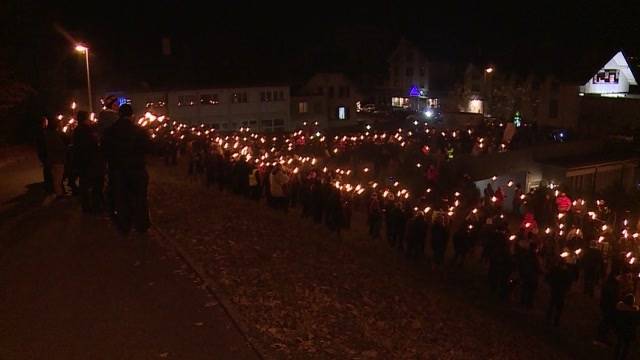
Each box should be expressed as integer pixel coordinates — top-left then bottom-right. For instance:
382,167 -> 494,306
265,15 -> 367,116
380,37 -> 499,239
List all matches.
149,163 -> 610,359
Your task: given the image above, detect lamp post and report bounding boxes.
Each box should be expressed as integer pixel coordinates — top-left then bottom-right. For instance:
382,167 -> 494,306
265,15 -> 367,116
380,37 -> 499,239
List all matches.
75,44 -> 92,113
483,66 -> 494,117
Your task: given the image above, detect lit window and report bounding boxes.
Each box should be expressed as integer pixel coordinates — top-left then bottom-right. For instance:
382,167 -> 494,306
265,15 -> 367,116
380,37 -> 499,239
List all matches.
337,106 -> 347,120
467,99 -> 483,114
298,101 -> 308,113
200,94 -> 219,105
177,95 -> 197,107
593,69 -> 619,84
391,97 -> 409,108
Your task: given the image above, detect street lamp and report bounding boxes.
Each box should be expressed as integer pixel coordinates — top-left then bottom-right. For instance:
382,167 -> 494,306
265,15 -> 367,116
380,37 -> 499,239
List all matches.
75,44 -> 92,113
483,66 -> 494,116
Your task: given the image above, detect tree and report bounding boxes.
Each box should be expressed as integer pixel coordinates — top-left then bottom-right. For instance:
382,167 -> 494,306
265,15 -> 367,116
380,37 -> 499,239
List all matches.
0,61 -> 35,144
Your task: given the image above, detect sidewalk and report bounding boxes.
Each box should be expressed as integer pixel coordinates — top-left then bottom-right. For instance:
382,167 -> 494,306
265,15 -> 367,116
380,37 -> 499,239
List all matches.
0,178 -> 257,359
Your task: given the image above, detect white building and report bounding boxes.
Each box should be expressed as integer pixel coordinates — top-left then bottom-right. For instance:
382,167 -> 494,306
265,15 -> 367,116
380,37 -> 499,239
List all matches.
116,85 -> 291,132
580,51 -> 638,97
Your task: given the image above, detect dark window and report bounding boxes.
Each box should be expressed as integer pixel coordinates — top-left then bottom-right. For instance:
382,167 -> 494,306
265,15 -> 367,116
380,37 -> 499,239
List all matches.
328,86 -> 334,98
532,79 -> 541,91
549,99 -> 558,119
338,86 -> 345,98
345,86 -> 350,97
406,67 -> 413,77
406,51 -> 413,62
274,119 -> 284,126
551,81 -> 560,96
232,92 -> 248,103
419,67 -> 425,77
313,103 -> 322,113
317,87 -> 324,95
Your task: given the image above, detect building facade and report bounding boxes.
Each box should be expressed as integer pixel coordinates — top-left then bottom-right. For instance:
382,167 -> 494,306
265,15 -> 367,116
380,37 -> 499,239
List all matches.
290,73 -> 364,129
580,51 -> 638,96
113,85 -> 291,132
387,39 -> 441,112
451,65 -> 581,129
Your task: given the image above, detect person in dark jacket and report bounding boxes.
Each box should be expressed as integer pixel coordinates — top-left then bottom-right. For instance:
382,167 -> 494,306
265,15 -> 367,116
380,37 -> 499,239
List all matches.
488,230 -> 512,300
582,245 -> 604,297
367,194 -> 382,239
596,271 -> 620,346
102,104 -> 151,234
519,243 -> 541,308
431,215 -> 448,267
452,222 -> 473,266
35,115 -> 53,193
386,200 -> 403,248
545,259 -> 573,326
613,293 -> 640,359
44,116 -> 67,199
406,211 -> 427,260
72,111 -> 105,213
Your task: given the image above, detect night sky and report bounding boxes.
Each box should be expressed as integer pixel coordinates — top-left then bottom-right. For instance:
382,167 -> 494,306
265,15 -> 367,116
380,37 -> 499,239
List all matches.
2,0 -> 640,106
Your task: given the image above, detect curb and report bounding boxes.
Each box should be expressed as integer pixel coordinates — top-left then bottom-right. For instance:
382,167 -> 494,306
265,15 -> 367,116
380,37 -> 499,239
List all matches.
151,224 -> 266,360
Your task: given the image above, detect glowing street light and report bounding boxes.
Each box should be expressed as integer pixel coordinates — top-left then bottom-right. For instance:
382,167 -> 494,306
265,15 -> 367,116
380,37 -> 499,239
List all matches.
485,67 -> 494,74
74,44 -> 93,113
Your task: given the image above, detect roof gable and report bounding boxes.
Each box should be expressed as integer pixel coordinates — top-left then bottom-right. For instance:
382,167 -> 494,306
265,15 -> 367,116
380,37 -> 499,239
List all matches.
586,50 -> 637,86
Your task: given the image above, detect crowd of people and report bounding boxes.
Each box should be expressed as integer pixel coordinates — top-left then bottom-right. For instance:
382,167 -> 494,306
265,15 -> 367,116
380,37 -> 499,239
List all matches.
35,100 -> 640,358
35,98 -> 151,235
158,118 -> 640,359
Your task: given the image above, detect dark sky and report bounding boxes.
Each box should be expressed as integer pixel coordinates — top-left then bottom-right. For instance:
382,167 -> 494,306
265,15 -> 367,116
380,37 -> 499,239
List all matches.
3,0 -> 640,102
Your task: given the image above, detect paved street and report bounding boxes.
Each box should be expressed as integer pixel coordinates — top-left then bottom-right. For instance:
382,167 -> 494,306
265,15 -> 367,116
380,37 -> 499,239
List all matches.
0,150 -> 257,360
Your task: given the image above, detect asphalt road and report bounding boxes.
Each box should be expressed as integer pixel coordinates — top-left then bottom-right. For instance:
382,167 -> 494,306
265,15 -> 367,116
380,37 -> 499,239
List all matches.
0,150 -> 258,360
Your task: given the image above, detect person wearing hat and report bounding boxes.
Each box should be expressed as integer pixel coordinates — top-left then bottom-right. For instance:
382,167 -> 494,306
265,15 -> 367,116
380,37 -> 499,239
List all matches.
102,104 -> 151,234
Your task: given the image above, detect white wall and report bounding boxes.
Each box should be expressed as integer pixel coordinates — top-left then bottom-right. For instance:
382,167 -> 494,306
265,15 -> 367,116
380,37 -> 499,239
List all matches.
581,51 -> 637,95
582,72 -> 630,94
125,86 -> 291,131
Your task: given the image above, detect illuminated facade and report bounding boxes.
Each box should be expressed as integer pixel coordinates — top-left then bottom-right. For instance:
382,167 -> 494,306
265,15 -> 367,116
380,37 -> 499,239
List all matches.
580,51 -> 638,96
115,85 -> 291,132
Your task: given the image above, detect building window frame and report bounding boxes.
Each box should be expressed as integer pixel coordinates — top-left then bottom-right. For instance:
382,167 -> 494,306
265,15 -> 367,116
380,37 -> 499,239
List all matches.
298,101 -> 308,113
